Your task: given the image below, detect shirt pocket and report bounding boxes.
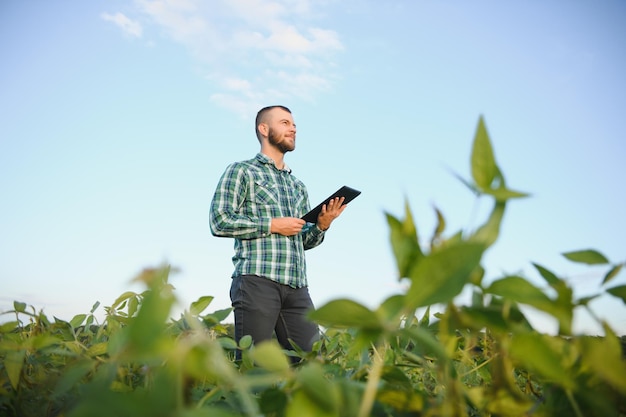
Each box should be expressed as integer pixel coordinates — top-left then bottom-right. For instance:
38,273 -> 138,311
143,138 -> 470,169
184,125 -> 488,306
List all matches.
252,179 -> 280,207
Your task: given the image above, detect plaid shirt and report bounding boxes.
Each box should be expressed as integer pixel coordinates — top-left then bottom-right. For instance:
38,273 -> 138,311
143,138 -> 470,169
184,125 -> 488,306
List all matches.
209,153 -> 325,288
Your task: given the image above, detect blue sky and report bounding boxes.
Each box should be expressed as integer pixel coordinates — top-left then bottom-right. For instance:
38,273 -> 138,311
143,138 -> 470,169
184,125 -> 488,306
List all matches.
1,0 -> 625,335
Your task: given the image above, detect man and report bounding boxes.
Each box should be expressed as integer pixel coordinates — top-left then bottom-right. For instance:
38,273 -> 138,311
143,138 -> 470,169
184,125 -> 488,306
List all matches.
209,105 -> 346,357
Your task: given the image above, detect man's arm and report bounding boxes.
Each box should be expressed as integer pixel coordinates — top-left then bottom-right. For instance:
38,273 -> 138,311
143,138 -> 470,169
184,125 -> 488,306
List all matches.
209,164 -> 271,239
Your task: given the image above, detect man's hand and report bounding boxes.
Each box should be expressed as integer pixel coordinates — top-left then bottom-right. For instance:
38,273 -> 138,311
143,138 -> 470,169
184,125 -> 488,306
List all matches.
271,217 -> 306,236
316,197 -> 347,231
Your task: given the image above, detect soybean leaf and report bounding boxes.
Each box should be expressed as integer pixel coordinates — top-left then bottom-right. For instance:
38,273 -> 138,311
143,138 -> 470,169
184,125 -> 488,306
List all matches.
386,201 -> 422,279
286,390 -> 336,417
90,301 -> 100,314
471,116 -> 497,191
309,299 -> 381,330
0,321 -> 18,333
251,340 -> 290,374
449,169 -> 480,196
297,362 -> 339,412
203,308 -> 233,326
111,291 -> 138,309
377,294 -> 406,325
239,334 -> 253,349
470,201 -> 505,248
13,301 -> 27,313
259,388 -> 288,417
401,325 -> 448,362
603,263 -> 624,285
5,349 -> 26,390
606,285 -> 626,304
579,332 -> 626,394
562,249 -> 609,265
532,263 -> 561,287
509,333 -> 575,389
482,187 -> 529,201
70,314 -> 87,329
218,337 -> 238,350
430,205 -> 446,247
190,295 -> 214,315
405,242 -> 485,309
487,276 -> 573,334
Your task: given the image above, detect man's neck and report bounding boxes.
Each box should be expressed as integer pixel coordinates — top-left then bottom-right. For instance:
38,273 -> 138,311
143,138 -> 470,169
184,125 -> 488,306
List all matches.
261,147 -> 286,170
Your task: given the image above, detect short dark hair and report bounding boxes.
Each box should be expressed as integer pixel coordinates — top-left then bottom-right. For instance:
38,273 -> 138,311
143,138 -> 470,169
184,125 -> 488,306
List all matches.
255,105 -> 291,141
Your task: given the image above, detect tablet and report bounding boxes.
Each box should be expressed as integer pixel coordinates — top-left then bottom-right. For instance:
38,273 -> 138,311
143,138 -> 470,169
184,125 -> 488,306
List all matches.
301,185 -> 361,223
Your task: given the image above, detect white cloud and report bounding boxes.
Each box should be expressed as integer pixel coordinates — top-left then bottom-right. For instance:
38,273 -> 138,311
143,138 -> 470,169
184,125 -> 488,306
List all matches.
101,12 -> 143,38
111,0 -> 343,113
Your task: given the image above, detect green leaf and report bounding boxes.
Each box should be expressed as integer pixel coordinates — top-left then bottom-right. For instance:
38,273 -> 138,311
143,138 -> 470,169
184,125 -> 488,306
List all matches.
430,205 -> 446,247
126,268 -> 176,355
470,201 -> 505,248
418,306 -> 431,327
509,333 -> 575,389
481,187 -> 529,201
405,242 -> 485,309
562,249 -> 609,265
487,276 -> 552,305
458,305 -> 533,333
297,362 -> 339,412
378,388 -> 425,412
218,337 -> 238,350
532,263 -> 561,286
239,334 -> 253,349
13,301 -> 27,313
190,296 -> 214,315
603,263 -> 624,285
286,390 -> 336,417
127,296 -> 139,317
381,365 -> 413,390
53,361 -> 94,398
449,169 -> 480,195
86,342 -> 108,357
203,308 -> 233,326
5,349 -> 26,390
376,294 -> 406,325
70,314 -> 87,329
251,340 -> 290,374
401,326 -> 448,362
486,276 -> 573,334
259,388 -> 288,417
606,285 -> 626,304
309,299 -> 381,330
386,201 -> 423,278
111,291 -> 138,309
579,333 -> 626,394
90,301 -> 100,314
0,321 -> 18,333
471,116 -> 497,190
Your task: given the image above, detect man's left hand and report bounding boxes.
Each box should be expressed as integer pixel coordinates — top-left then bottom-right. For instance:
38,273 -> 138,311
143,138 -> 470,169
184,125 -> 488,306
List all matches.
316,197 -> 346,231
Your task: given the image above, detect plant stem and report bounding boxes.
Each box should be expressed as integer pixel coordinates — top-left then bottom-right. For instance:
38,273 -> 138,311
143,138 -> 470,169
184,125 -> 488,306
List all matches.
358,343 -> 386,417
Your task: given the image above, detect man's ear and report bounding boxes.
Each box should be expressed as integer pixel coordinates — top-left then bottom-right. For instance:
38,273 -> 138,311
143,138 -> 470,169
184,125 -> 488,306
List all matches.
257,122 -> 268,138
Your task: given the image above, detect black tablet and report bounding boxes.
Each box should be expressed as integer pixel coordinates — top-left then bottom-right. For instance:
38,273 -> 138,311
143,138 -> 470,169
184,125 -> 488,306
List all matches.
301,185 -> 361,223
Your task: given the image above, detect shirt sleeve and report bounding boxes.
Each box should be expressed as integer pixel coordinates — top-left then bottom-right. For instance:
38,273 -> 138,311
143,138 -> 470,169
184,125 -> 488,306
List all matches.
297,183 -> 325,250
302,223 -> 325,250
209,163 -> 271,239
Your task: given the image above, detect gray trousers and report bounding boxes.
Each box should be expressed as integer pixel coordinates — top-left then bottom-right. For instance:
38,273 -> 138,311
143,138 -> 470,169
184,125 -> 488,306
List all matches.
230,274 -> 320,356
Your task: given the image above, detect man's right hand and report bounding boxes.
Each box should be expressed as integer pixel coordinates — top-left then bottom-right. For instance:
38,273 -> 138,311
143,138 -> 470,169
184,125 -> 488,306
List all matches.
270,217 -> 305,236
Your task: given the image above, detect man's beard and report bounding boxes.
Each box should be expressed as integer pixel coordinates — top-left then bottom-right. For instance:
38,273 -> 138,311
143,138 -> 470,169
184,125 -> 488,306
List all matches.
268,127 -> 294,153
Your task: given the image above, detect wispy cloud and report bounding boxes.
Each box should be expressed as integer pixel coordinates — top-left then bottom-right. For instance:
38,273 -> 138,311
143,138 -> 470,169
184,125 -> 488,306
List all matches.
101,12 -> 143,38
106,0 -> 343,117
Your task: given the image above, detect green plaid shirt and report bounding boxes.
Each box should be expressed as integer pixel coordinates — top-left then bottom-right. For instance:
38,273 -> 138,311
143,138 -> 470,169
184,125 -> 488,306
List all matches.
209,153 -> 325,288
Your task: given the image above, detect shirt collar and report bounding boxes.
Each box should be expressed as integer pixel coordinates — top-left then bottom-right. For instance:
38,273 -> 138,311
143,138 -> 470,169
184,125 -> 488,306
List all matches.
255,153 -> 292,173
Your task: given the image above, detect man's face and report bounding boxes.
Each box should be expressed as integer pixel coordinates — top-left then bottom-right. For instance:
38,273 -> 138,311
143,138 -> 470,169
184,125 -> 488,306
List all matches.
266,109 -> 296,153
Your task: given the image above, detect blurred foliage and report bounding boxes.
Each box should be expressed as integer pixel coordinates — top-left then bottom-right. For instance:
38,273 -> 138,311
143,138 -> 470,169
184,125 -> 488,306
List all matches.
2,116 -> 625,416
